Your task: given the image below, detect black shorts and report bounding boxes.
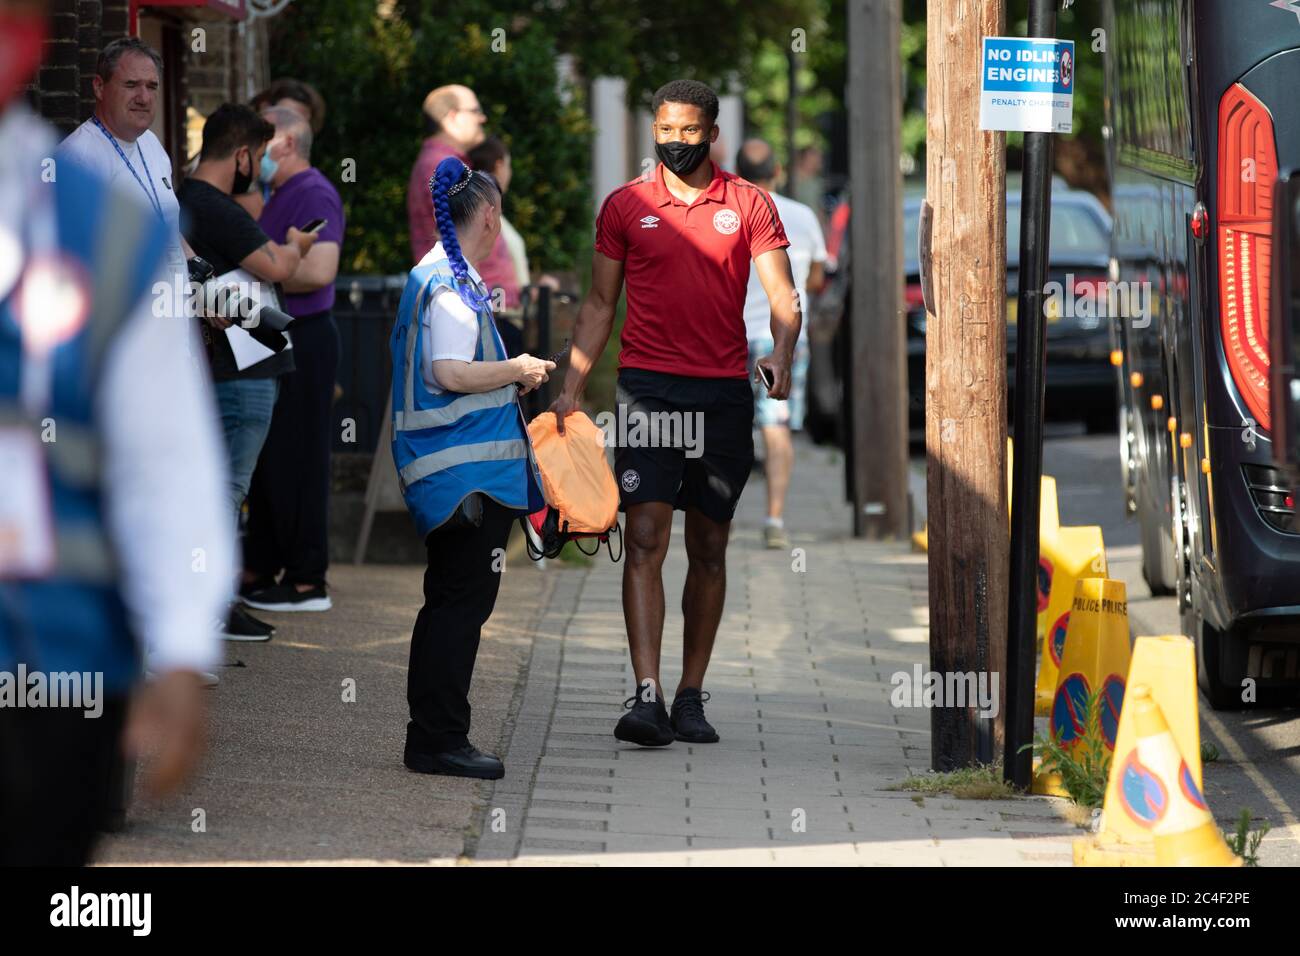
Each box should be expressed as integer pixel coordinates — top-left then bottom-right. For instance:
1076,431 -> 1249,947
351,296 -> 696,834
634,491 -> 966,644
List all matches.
612,368 -> 755,523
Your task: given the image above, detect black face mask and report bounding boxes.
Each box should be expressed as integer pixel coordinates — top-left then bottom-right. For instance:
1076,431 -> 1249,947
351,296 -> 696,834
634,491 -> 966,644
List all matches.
232,149 -> 253,195
655,139 -> 711,177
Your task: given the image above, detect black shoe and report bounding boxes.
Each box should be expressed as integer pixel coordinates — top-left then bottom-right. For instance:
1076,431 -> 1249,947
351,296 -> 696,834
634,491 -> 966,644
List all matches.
614,692 -> 675,746
671,688 -> 719,743
222,604 -> 275,642
243,582 -> 332,613
239,575 -> 277,600
404,744 -> 504,780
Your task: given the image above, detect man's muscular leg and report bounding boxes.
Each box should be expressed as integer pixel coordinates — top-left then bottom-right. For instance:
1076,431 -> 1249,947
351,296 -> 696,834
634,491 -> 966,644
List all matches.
679,507 -> 731,693
622,501 -> 674,700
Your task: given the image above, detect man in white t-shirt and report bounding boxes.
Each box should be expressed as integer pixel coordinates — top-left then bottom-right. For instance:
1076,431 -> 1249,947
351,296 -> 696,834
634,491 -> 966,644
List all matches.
58,38 -> 191,307
57,37 -> 222,677
736,139 -> 828,550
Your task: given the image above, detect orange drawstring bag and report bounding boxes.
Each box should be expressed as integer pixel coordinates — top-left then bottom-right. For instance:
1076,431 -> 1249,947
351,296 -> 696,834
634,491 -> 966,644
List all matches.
522,411 -> 622,560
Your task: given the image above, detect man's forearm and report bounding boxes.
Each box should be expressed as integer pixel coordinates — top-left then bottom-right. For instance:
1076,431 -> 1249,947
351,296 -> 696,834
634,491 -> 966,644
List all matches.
282,256 -> 336,293
769,297 -> 801,358
560,299 -> 615,398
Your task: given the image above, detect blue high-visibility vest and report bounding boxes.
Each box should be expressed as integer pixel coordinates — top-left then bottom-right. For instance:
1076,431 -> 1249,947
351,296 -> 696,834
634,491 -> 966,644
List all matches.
389,256 -> 544,538
0,156 -> 170,694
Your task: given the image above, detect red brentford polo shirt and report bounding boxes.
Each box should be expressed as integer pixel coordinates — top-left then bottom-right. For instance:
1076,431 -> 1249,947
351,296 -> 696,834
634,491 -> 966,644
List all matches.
595,161 -> 789,379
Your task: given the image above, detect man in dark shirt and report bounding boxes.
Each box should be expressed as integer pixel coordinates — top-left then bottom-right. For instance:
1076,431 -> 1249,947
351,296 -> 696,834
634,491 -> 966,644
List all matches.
178,103 -> 315,640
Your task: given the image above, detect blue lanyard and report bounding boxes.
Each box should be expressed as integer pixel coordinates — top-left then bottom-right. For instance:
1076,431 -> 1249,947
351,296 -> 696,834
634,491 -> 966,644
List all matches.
91,116 -> 164,222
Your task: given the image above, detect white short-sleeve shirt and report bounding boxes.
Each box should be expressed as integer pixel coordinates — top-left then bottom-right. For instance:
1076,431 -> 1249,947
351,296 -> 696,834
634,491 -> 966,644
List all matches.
742,191 -> 828,343
417,241 -> 490,393
58,120 -> 186,279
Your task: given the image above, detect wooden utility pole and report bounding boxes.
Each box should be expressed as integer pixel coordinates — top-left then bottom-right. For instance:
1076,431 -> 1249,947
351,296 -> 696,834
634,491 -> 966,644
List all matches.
924,0 -> 1009,769
847,0 -> 907,540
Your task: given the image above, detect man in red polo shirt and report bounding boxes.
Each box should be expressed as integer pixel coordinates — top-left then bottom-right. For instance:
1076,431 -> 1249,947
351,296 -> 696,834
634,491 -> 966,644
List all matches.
551,79 -> 800,747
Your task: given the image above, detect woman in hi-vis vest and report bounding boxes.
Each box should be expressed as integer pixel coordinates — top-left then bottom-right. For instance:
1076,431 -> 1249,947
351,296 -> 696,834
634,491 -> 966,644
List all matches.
390,158 -> 553,779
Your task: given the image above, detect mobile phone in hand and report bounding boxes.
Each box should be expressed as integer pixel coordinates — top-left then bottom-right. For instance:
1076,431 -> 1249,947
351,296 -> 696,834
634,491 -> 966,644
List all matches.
301,218 -> 328,234
755,362 -> 775,392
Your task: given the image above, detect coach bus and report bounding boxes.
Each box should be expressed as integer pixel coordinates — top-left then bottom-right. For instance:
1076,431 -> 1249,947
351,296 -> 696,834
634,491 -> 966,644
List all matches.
1105,0 -> 1300,707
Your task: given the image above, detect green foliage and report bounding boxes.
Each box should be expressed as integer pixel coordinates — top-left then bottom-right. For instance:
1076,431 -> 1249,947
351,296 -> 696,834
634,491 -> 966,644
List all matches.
1225,809 -> 1270,867
546,0 -> 818,111
268,0 -> 592,275
892,763 -> 1019,800
1025,686 -> 1110,808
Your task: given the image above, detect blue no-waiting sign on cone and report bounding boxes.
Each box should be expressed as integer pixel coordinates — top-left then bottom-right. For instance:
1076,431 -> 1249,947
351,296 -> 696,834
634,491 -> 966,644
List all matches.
979,36 -> 1075,134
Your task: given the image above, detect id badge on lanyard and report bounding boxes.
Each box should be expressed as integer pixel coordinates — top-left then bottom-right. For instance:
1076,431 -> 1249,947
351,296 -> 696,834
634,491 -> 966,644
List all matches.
0,185 -> 87,578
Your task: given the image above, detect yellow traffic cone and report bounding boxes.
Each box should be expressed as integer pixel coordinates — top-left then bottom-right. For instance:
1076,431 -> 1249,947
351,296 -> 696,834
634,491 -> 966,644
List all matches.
1032,578 -> 1130,796
1037,525 -> 1107,643
1074,635 -> 1203,866
1124,686 -> 1240,867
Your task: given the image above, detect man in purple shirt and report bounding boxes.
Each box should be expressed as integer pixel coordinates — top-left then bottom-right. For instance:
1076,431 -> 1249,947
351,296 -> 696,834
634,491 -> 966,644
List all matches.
240,105 -> 345,613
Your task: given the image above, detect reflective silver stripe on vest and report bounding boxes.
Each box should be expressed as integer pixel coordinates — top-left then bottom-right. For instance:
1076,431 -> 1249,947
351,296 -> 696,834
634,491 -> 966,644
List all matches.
393,385 -> 516,431
399,270 -> 507,433
398,438 -> 529,488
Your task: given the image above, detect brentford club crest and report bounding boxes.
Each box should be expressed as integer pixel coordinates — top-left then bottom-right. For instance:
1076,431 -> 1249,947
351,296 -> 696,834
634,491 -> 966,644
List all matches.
712,209 -> 740,235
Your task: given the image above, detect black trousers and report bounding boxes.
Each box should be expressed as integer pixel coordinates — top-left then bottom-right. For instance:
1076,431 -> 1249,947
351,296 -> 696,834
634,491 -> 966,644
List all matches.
0,696 -> 128,866
406,498 -> 515,754
244,311 -> 341,588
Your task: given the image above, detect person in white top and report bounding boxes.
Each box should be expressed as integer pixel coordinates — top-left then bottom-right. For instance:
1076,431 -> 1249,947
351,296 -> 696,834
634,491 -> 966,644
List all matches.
736,139 -> 828,550
58,38 -> 193,287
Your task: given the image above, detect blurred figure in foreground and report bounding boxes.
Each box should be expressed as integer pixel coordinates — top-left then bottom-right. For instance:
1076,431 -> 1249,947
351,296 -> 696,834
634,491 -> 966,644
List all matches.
0,0 -> 232,865
735,138 -> 827,550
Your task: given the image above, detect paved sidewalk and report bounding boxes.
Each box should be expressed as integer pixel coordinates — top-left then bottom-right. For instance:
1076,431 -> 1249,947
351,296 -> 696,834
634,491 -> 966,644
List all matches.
96,555 -> 554,865
474,438 -> 1081,865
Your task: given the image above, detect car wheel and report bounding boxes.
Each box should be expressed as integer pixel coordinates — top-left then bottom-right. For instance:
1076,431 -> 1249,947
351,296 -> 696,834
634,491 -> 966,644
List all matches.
1137,462 -> 1178,596
1191,615 -> 1247,711
1118,403 -> 1138,516
1174,467 -> 1246,711
1139,517 -> 1178,596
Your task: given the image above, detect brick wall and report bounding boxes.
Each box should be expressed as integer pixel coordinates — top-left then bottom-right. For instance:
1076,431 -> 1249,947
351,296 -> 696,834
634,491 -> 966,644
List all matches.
38,0 -> 80,135
31,4 -> 273,146
76,1 -> 102,123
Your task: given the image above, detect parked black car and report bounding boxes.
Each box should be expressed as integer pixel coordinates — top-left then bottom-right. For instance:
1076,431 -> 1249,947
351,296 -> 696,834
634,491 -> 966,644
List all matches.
804,182 -> 1115,445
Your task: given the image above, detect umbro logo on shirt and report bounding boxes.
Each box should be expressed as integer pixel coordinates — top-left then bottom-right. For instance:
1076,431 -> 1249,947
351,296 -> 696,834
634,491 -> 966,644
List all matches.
639,216 -> 660,228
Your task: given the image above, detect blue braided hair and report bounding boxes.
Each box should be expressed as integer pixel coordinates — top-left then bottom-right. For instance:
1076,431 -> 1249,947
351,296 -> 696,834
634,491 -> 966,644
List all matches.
430,156 -> 500,312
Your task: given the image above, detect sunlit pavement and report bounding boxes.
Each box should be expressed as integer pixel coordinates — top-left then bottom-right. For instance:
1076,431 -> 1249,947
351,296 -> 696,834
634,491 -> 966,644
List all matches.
472,438 -> 1081,866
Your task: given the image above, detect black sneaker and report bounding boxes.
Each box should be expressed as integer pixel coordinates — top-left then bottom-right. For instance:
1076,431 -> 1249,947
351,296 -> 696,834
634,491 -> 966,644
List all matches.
222,604 -> 275,642
404,744 -> 504,780
614,691 -> 675,746
243,582 -> 332,613
239,575 -> 277,600
671,688 -> 719,743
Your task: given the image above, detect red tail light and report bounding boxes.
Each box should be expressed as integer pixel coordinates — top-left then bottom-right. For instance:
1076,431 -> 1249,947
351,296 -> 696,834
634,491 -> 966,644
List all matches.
1069,274 -> 1110,297
905,283 -> 925,310
1217,83 -> 1276,433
